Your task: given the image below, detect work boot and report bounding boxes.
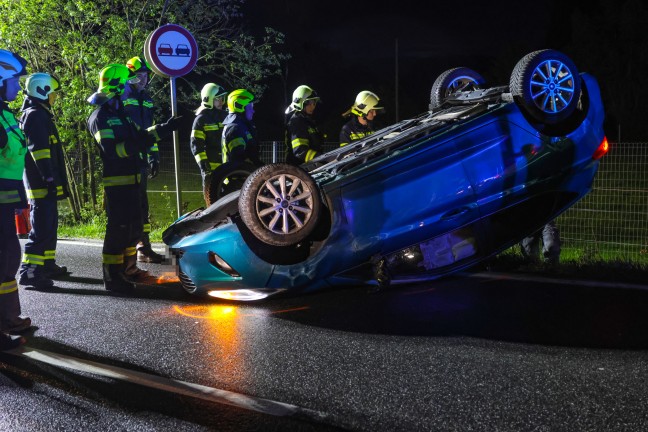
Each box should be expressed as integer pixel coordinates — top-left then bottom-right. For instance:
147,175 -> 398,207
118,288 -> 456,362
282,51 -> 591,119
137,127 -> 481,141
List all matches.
124,253 -> 155,283
137,244 -> 165,264
18,265 -> 54,289
44,262 -> 70,278
1,316 -> 32,334
103,264 -> 136,293
0,332 -> 25,351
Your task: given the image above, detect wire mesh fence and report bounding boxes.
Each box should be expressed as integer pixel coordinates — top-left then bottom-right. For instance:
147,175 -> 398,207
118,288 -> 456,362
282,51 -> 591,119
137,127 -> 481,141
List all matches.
149,140 -> 648,263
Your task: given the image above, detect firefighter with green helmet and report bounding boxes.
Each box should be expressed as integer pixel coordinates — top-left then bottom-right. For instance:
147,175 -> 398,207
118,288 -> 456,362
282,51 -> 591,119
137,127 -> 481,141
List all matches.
87,63 -> 181,292
339,90 -> 383,147
123,56 -> 164,264
18,72 -> 70,289
0,49 -> 31,349
221,89 -> 262,167
285,84 -> 323,164
191,82 -> 228,205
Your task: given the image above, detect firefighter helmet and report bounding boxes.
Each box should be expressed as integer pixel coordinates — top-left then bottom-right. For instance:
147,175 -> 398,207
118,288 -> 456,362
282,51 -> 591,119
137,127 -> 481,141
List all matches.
24,73 -> 60,100
200,83 -> 227,109
351,90 -> 383,116
290,85 -> 320,111
0,49 -> 27,87
98,64 -> 134,97
227,89 -> 254,113
126,56 -> 151,74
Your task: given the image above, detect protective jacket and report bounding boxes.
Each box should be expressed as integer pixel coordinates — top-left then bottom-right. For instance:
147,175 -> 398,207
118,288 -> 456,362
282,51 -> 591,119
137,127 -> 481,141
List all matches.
339,116 -> 377,147
20,97 -> 69,200
221,113 -> 262,166
285,110 -> 323,164
191,108 -> 227,170
87,101 -> 165,187
122,87 -> 158,166
0,102 -> 28,206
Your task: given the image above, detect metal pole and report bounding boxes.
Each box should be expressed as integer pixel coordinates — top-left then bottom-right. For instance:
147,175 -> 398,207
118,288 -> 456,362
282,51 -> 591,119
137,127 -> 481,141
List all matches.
170,77 -> 182,217
395,38 -> 399,123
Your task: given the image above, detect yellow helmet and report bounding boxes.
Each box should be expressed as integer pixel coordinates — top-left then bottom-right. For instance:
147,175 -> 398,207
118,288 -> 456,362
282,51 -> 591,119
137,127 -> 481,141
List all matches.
290,85 -> 319,111
200,83 -> 227,109
98,64 -> 134,97
351,90 -> 383,116
227,89 -> 254,113
126,56 -> 151,74
25,73 -> 60,100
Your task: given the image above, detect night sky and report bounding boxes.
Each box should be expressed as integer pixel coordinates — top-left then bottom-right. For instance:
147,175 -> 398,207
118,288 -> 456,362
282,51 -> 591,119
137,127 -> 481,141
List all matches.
241,0 -> 561,141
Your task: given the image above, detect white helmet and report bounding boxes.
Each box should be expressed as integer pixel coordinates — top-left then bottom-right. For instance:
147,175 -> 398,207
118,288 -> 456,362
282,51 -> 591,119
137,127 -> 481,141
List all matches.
25,73 -> 60,100
289,85 -> 320,112
200,83 -> 227,109
0,49 -> 27,87
351,90 -> 383,116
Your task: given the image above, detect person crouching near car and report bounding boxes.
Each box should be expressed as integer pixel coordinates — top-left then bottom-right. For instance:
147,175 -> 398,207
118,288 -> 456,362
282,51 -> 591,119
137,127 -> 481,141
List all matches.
191,83 -> 228,206
18,73 -> 71,290
221,89 -> 263,168
87,64 -> 181,293
0,49 -> 32,349
339,90 -> 384,147
284,85 -> 324,165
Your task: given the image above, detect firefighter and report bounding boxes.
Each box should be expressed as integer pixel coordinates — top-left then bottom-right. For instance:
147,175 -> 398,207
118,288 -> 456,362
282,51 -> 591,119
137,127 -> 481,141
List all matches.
123,56 -> 164,264
191,83 -> 228,205
87,64 -> 180,292
18,73 -> 70,289
339,90 -> 384,147
221,89 -> 263,167
284,85 -> 323,164
0,49 -> 31,348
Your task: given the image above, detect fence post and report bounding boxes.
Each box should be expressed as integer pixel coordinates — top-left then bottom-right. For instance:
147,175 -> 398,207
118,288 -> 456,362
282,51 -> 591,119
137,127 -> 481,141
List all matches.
272,141 -> 278,163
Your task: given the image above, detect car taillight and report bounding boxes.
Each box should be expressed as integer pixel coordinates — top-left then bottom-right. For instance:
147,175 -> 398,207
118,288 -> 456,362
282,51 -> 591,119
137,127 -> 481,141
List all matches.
592,136 -> 609,160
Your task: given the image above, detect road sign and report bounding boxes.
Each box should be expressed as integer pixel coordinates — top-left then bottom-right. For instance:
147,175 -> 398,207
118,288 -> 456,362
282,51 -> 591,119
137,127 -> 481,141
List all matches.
144,24 -> 198,78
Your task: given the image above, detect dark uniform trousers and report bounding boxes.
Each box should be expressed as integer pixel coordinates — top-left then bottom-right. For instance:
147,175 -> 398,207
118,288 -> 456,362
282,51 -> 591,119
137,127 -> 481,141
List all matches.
21,194 -> 58,277
103,184 -> 143,271
138,167 -> 151,243
0,205 -> 22,323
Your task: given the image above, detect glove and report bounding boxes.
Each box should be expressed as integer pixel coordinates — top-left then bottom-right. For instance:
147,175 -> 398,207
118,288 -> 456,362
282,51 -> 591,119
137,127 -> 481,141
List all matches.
45,178 -> 57,197
149,159 -> 160,178
159,116 -> 182,133
200,160 -> 212,174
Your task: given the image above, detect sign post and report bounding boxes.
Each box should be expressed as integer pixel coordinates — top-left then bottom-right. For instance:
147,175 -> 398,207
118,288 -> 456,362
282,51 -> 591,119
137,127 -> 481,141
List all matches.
144,24 -> 198,218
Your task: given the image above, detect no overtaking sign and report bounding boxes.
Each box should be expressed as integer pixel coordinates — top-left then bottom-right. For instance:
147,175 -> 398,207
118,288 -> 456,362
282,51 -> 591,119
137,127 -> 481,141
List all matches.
144,24 -> 198,78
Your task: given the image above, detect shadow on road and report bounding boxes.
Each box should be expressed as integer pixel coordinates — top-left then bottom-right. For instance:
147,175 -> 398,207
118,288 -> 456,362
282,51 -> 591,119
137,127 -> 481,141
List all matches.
270,276 -> 648,349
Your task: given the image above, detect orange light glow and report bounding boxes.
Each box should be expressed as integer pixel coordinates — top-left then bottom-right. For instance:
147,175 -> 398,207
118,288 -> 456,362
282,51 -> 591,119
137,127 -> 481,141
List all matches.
156,272 -> 179,284
593,136 -> 609,160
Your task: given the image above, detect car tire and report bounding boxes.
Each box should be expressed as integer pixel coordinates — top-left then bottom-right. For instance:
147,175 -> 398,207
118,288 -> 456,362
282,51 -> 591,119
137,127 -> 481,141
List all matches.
239,163 -> 321,247
429,67 -> 485,109
510,49 -> 581,125
206,162 -> 257,206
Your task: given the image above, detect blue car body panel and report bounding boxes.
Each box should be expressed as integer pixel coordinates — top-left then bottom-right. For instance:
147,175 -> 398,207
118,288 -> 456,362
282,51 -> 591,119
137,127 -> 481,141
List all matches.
164,73 -> 605,298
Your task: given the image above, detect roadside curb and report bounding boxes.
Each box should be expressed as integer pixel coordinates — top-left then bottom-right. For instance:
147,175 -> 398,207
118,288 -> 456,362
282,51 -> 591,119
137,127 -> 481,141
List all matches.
463,271 -> 648,292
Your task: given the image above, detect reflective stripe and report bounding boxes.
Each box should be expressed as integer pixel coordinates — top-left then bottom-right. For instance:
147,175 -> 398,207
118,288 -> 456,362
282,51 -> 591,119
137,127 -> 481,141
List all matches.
226,137 -> 245,152
94,129 -> 114,142
102,254 -> 123,264
209,162 -> 221,170
143,223 -> 151,233
32,148 -> 51,160
107,118 -> 122,127
56,185 -> 64,196
45,250 -> 56,260
0,280 -> 18,295
194,152 -> 207,163
23,253 -> 46,266
3,124 -> 19,134
124,247 -> 137,257
0,190 -> 21,203
149,143 -> 159,153
26,188 -> 48,199
123,98 -> 138,106
103,174 -> 140,187
204,124 -> 221,131
339,142 -> 348,147
146,125 -> 161,142
305,149 -> 318,162
191,130 -> 206,139
116,142 -> 128,158
291,138 -> 309,149
143,101 -> 154,108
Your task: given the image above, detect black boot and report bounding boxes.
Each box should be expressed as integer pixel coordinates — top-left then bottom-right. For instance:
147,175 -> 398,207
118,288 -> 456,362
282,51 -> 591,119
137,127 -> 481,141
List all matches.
103,264 -> 136,293
123,254 -> 154,283
137,244 -> 165,264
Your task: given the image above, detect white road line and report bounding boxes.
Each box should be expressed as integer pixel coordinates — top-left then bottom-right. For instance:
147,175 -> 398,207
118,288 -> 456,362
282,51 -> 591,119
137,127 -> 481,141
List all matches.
57,240 -> 103,247
464,271 -> 648,291
8,347 -> 327,420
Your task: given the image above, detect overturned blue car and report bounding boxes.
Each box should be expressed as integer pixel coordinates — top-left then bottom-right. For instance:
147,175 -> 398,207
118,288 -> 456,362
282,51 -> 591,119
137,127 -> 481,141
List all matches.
163,50 -> 608,300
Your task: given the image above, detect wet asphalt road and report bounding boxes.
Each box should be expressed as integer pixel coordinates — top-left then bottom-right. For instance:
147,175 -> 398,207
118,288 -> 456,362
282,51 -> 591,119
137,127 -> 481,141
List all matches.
1,239 -> 648,431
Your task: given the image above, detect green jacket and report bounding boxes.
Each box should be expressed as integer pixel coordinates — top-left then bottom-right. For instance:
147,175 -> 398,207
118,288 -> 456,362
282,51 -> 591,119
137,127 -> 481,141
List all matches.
0,103 -> 27,181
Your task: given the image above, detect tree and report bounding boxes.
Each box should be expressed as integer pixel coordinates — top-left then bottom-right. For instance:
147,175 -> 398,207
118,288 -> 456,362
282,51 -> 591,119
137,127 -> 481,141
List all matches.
0,0 -> 288,221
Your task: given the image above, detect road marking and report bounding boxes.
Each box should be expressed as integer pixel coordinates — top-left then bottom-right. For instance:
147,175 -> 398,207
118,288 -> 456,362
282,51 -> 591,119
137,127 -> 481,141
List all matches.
58,240 -> 103,247
8,347 -> 328,421
464,271 -> 648,291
